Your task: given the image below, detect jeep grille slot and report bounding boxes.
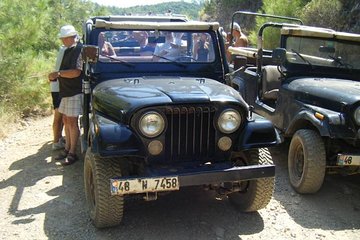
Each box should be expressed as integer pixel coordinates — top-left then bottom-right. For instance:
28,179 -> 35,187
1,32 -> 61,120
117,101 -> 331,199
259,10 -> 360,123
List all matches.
165,106 -> 216,162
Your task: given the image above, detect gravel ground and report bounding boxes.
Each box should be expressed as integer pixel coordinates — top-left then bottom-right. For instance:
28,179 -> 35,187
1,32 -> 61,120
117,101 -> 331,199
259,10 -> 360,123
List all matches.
0,115 -> 359,240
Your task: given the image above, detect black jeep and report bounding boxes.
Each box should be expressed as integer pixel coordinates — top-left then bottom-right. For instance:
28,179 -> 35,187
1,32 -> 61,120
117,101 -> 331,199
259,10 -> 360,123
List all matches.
228,11 -> 360,194
81,16 -> 278,228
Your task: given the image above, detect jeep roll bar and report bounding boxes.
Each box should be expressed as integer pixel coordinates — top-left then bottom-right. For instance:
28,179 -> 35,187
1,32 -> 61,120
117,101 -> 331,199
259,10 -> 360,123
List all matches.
230,11 -> 303,41
256,22 -> 301,74
229,11 -> 303,75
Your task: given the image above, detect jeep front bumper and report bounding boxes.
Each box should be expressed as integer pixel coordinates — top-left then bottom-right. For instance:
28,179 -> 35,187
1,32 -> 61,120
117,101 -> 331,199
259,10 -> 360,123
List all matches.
110,163 -> 275,195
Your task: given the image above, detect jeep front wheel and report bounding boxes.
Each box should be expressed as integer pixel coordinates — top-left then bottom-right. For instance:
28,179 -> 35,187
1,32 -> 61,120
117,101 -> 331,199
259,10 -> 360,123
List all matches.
84,148 -> 124,228
288,129 -> 326,194
228,148 -> 275,212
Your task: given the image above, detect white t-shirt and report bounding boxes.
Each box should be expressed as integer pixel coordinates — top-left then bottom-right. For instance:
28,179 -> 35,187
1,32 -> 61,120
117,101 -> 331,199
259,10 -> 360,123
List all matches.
154,41 -> 181,61
50,46 -> 66,92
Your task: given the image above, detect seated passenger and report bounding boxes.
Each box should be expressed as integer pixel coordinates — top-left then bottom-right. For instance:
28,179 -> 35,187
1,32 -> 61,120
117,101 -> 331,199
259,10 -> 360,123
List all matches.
133,31 -> 156,56
98,32 -> 116,57
153,32 -> 182,61
194,33 -> 210,61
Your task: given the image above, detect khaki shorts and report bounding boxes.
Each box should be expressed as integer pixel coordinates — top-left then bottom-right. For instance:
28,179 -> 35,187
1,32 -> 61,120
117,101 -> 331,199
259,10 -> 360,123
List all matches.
58,94 -> 83,117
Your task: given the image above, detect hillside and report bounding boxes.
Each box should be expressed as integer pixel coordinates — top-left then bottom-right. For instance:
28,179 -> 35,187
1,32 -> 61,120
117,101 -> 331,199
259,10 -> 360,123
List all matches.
105,1 -> 202,20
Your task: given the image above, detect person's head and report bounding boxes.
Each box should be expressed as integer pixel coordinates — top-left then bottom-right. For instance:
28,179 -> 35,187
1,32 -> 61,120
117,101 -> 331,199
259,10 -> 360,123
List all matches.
58,25 -> 78,47
200,33 -> 208,41
231,22 -> 242,36
133,31 -> 148,47
98,32 -> 106,45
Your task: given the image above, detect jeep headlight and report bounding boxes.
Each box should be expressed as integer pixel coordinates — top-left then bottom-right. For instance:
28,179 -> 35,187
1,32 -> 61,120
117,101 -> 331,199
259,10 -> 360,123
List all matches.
139,111 -> 165,138
218,109 -> 242,134
354,106 -> 360,125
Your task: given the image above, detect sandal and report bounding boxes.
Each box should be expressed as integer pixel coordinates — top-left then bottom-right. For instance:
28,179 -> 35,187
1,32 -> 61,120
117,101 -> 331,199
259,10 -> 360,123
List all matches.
55,149 -> 68,160
61,153 -> 78,166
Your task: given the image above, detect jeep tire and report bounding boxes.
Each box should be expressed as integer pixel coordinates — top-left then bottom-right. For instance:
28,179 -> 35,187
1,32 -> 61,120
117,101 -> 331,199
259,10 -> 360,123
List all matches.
84,148 -> 124,228
288,129 -> 326,194
228,148 -> 275,212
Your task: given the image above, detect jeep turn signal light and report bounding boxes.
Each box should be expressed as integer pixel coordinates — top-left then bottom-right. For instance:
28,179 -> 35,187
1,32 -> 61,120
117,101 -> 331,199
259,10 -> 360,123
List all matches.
148,140 -> 163,155
218,136 -> 232,151
314,112 -> 325,121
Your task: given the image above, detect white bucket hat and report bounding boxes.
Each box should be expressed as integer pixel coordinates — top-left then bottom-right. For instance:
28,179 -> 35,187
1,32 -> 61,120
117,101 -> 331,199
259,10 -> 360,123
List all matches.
58,25 -> 78,38
231,22 -> 241,32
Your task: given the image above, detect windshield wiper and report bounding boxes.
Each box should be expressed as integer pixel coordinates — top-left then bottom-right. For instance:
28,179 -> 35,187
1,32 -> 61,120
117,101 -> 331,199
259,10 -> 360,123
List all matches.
152,54 -> 186,68
101,55 -> 135,68
291,49 -> 313,69
328,55 -> 353,69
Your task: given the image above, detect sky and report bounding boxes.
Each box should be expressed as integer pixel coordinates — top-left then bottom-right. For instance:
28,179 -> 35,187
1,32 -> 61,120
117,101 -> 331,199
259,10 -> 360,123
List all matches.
89,0 -> 192,8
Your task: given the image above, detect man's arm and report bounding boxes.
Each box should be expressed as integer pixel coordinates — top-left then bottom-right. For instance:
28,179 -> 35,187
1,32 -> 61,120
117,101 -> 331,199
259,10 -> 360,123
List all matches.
57,69 -> 82,78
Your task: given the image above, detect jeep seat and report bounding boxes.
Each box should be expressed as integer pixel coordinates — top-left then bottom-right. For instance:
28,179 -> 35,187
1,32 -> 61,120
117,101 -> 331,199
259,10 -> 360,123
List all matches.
261,65 -> 281,100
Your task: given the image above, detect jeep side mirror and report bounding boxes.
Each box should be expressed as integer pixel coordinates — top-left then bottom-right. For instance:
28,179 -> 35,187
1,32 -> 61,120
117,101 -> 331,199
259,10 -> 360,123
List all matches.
272,48 -> 287,64
82,45 -> 99,63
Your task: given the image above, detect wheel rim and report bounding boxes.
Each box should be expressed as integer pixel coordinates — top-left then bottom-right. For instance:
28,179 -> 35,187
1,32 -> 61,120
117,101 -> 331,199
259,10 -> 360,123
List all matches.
292,143 -> 304,182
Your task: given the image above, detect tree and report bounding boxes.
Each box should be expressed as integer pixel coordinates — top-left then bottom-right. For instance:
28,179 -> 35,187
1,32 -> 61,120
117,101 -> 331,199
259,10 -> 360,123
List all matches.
0,0 -> 109,120
249,0 -> 310,49
301,0 -> 360,33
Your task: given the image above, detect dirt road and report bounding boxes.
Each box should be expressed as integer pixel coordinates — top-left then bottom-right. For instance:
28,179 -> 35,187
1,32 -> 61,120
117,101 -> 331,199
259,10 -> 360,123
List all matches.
0,115 -> 359,240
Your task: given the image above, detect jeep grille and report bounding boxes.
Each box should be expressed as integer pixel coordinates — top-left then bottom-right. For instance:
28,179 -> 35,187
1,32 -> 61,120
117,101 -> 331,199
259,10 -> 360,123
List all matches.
164,105 -> 217,162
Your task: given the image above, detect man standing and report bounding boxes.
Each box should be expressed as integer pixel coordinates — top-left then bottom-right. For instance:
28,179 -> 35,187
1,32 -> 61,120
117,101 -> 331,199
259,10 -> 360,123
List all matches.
48,25 -> 83,166
231,22 -> 248,48
226,22 -> 249,63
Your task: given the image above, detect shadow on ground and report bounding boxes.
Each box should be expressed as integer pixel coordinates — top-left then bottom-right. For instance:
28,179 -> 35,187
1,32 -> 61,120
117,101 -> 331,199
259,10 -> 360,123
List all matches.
1,142 -> 266,240
270,143 -> 360,231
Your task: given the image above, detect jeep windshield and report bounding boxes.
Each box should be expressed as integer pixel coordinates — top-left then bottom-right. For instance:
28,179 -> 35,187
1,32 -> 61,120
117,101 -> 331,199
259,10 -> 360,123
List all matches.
97,30 -> 215,64
283,27 -> 360,71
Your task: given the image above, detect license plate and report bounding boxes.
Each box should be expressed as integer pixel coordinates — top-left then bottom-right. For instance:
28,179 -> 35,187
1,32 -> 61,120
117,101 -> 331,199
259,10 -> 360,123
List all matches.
111,176 -> 179,195
337,154 -> 360,166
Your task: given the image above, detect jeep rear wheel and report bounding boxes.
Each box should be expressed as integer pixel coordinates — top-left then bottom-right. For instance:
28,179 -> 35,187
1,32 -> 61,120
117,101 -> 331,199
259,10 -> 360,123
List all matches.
288,129 -> 326,194
228,148 -> 274,212
84,148 -> 124,228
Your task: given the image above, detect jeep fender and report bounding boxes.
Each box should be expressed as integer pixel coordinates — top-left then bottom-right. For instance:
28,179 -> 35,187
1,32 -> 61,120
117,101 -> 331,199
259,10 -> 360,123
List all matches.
236,118 -> 279,151
285,109 -> 331,137
88,119 -> 145,157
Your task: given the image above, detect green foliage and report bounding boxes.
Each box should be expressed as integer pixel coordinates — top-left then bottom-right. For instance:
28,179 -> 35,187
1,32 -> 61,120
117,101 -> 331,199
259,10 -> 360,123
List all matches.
199,0 -> 262,35
249,0 -> 309,49
301,0 -> 343,30
0,0 -> 109,130
199,0 -> 216,21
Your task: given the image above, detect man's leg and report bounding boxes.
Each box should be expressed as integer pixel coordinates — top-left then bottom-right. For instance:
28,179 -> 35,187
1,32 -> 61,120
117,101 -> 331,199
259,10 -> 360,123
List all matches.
66,116 -> 80,155
53,108 -> 63,143
63,116 -> 71,151
58,94 -> 82,165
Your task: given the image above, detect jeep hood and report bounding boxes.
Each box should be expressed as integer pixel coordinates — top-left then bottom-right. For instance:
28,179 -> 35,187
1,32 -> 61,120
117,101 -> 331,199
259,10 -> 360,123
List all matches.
287,78 -> 360,108
92,77 -> 246,121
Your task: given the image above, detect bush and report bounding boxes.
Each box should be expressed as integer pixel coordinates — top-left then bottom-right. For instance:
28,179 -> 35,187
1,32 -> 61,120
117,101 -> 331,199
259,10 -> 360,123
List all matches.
301,0 -> 343,30
249,0 -> 309,49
